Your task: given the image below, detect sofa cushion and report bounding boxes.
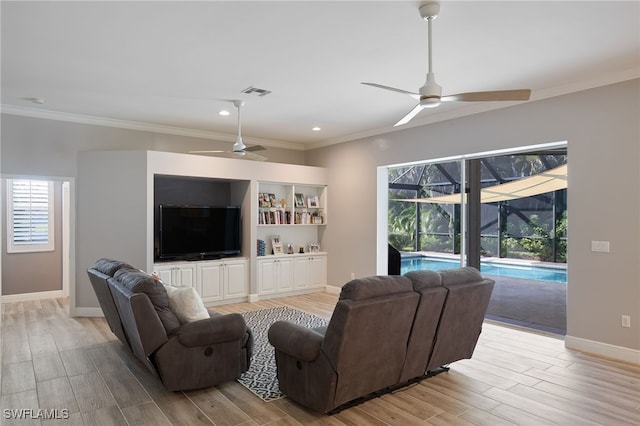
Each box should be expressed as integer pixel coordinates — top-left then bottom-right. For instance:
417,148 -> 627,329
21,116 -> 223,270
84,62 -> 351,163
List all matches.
404,270 -> 442,290
164,285 -> 210,324
438,267 -> 483,286
92,258 -> 133,277
114,268 -> 181,333
339,275 -> 413,301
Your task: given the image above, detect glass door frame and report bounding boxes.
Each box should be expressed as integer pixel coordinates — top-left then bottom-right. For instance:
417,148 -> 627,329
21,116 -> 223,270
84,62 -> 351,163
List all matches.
376,141 -> 567,275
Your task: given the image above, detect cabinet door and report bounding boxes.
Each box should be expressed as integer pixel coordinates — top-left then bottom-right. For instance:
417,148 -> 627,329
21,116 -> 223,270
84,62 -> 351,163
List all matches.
154,265 -> 175,285
277,258 -> 295,291
257,259 -> 277,294
177,264 -> 196,287
199,262 -> 223,301
225,260 -> 248,298
308,256 -> 327,288
293,257 -> 310,289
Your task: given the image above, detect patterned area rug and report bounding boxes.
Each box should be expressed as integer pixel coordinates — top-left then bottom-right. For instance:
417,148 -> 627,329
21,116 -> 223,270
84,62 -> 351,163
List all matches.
238,306 -> 329,401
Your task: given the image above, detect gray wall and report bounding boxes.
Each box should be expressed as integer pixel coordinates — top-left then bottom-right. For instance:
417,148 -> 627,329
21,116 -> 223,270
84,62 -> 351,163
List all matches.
0,114 -> 305,178
76,151 -> 149,308
305,79 -> 640,353
1,180 -> 63,295
0,115 -> 304,298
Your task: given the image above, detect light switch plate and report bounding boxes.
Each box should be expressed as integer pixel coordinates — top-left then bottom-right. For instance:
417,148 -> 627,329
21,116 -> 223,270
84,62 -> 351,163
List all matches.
591,241 -> 610,252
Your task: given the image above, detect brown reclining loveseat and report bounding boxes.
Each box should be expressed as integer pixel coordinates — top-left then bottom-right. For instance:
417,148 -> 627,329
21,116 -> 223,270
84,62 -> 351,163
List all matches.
87,258 -> 253,391
268,267 -> 494,413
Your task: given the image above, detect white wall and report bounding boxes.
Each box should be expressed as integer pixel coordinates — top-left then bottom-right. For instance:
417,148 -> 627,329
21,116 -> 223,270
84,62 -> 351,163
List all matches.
306,79 -> 640,359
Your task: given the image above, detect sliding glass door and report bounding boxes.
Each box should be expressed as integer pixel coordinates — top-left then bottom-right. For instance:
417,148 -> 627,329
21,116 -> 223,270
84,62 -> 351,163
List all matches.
387,158 -> 466,274
382,143 -> 567,277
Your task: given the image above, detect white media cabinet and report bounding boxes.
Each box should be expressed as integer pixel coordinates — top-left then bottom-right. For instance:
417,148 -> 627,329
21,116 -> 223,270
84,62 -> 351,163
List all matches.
154,258 -> 249,305
256,252 -> 327,298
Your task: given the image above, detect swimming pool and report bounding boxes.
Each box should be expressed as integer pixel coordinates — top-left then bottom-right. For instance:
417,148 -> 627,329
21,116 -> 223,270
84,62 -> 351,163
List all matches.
401,256 -> 567,283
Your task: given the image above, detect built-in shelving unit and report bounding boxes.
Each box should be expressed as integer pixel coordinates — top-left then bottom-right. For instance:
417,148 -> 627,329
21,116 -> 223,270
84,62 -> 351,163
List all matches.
257,182 -> 327,256
76,150 -> 329,315
258,183 -> 326,226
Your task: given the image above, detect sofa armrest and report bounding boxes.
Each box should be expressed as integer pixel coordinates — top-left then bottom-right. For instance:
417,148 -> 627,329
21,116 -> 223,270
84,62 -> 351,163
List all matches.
174,313 -> 247,347
268,320 -> 324,362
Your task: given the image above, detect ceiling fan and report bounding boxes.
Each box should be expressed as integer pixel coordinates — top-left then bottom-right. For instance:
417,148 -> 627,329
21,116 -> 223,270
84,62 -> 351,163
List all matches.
362,2 -> 531,127
190,100 -> 267,161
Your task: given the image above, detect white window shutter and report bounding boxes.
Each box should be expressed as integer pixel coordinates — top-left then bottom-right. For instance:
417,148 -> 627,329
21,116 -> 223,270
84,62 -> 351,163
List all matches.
7,179 -> 55,253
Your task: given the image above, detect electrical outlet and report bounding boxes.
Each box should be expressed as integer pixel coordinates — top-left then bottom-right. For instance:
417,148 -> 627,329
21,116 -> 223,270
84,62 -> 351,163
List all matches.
350,272 -> 355,280
621,315 -> 631,328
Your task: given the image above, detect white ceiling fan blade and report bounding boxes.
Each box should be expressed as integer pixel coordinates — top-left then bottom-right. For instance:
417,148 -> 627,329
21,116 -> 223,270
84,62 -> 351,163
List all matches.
394,103 -> 424,127
362,82 -> 421,100
245,152 -> 268,161
442,89 -> 531,103
188,150 -> 225,154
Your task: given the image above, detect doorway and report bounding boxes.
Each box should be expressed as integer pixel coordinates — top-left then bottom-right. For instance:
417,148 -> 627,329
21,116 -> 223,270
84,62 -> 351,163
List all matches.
378,141 -> 568,334
1,176 -> 73,303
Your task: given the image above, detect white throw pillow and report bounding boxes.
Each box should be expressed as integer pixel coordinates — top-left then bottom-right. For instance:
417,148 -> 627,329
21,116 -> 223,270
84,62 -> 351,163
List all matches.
163,285 -> 210,323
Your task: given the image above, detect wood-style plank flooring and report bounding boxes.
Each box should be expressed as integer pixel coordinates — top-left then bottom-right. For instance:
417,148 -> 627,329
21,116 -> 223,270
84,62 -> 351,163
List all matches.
1,293 -> 639,425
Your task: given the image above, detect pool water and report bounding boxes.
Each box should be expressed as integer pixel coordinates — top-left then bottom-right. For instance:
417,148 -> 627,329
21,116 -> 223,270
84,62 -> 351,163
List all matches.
401,257 -> 567,283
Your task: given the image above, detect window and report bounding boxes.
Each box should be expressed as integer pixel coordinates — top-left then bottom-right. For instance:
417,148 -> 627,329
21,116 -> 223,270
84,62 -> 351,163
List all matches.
6,179 -> 55,253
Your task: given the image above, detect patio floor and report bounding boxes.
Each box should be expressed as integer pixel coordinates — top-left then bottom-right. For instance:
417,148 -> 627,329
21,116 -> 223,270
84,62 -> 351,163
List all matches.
484,274 -> 566,335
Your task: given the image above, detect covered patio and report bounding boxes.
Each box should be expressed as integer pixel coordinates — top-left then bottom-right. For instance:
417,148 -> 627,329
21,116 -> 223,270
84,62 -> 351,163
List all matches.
390,152 -> 568,335
485,274 -> 566,335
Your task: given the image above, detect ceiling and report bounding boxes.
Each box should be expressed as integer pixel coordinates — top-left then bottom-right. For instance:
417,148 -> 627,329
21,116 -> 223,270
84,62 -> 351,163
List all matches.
2,1 -> 639,151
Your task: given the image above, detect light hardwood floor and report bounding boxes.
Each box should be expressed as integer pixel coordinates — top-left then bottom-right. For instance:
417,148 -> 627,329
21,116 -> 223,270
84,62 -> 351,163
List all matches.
1,293 -> 639,425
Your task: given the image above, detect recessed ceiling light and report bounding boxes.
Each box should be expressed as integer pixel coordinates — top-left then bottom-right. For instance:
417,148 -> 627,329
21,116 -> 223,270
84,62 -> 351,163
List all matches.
218,110 -> 230,116
312,127 -> 321,131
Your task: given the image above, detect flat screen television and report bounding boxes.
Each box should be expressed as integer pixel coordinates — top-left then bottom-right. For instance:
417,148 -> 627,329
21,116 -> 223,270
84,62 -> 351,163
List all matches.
158,205 -> 241,260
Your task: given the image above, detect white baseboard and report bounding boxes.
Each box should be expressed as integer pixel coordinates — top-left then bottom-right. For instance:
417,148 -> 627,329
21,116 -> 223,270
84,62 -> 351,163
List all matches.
248,293 -> 259,303
324,285 -> 341,295
565,335 -> 640,365
2,290 -> 64,303
73,307 -> 104,317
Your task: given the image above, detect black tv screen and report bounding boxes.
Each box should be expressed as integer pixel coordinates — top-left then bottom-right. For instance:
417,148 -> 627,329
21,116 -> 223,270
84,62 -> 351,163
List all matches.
158,205 -> 241,260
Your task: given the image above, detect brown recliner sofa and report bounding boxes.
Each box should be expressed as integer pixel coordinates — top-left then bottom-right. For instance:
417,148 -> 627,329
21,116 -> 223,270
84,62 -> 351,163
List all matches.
268,267 -> 494,413
87,258 -> 253,391
411,267 -> 495,373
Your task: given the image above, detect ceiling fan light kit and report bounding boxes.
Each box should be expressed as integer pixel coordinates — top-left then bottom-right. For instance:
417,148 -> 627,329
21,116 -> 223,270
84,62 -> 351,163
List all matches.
363,1 -> 531,127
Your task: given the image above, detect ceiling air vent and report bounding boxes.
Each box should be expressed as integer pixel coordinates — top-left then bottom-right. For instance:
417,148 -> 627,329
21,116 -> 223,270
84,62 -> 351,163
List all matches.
241,86 -> 272,97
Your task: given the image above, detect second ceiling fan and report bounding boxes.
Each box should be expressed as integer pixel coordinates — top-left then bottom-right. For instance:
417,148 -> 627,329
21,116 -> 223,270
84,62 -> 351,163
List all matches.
363,2 -> 531,127
191,100 -> 267,161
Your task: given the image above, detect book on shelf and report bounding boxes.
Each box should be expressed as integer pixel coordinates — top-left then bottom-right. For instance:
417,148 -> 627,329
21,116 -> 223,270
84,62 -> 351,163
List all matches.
257,239 -> 266,256
258,209 -> 291,225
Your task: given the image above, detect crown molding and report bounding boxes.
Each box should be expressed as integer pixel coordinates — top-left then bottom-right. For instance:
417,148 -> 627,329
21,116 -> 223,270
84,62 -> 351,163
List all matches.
0,105 -> 305,151
3,68 -> 638,153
